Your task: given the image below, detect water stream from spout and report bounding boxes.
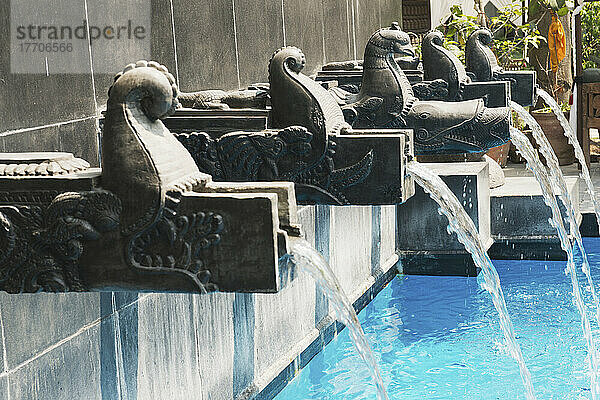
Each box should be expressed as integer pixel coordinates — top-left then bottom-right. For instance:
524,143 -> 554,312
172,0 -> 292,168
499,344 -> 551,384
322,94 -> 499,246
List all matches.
510,127 -> 600,399
289,237 -> 389,400
406,160 -> 536,400
511,101 -> 600,334
536,88 -> 600,233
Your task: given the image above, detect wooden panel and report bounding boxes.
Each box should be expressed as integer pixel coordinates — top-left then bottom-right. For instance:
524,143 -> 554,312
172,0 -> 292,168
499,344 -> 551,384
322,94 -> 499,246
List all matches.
402,0 -> 430,34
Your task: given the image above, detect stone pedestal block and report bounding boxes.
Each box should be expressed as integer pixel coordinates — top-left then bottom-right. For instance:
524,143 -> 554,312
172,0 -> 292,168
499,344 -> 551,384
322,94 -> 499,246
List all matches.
397,162 -> 490,276
488,175 -> 581,260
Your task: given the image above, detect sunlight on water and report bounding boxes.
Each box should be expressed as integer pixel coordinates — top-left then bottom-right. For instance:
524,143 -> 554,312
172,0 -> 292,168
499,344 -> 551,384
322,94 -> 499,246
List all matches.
510,127 -> 600,399
406,161 -> 536,400
511,101 -> 600,346
290,237 -> 389,400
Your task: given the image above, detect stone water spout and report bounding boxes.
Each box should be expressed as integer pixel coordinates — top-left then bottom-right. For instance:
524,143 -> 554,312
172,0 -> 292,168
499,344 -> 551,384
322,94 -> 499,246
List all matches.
0,61 -> 300,294
465,29 -> 537,107
339,26 -> 511,156
170,47 -> 415,206
419,30 -> 511,107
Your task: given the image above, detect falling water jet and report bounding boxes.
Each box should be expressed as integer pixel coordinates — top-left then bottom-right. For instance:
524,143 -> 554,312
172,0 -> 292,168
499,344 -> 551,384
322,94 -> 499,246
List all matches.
536,88 -> 600,233
510,127 -> 600,399
289,237 -> 389,400
406,161 -> 536,400
511,101 -> 600,338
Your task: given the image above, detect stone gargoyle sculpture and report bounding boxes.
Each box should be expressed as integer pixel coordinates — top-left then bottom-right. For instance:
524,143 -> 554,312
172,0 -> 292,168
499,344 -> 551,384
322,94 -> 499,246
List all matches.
321,25 -> 510,108
336,26 -> 511,156
465,29 -> 537,107
316,23 -> 423,93
173,47 -> 415,205
419,30 -> 511,107
0,61 -> 301,294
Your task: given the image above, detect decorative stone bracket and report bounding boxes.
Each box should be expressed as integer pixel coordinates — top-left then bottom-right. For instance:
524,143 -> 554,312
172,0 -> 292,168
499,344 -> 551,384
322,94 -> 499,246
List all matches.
0,61 -> 301,294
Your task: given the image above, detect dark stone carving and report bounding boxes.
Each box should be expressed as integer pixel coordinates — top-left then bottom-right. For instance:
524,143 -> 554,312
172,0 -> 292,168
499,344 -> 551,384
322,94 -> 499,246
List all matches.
0,60 -> 300,294
419,30 -> 512,107
0,191 -> 120,293
319,25 -> 511,108
411,79 -> 450,101
421,30 -> 470,101
128,191 -> 224,294
267,46 -> 413,204
341,25 -> 511,155
178,88 -> 269,110
174,47 -> 378,205
465,29 -> 537,107
160,46 -> 414,205
464,29 -> 503,82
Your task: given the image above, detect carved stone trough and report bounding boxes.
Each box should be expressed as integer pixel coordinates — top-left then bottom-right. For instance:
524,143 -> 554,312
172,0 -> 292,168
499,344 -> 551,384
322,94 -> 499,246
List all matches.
0,61 -> 300,295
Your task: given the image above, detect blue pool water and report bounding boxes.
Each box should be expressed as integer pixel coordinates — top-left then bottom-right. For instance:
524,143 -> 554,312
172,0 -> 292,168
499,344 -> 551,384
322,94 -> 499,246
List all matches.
275,238 -> 600,399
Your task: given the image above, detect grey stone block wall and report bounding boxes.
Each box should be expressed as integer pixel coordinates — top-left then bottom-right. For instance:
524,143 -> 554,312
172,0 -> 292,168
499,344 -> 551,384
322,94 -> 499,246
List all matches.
1,0 -> 402,165
0,205 -> 400,399
1,2 -> 403,397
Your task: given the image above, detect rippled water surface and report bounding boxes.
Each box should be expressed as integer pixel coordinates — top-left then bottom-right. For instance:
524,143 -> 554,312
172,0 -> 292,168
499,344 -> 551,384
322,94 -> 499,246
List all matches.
275,238 -> 600,399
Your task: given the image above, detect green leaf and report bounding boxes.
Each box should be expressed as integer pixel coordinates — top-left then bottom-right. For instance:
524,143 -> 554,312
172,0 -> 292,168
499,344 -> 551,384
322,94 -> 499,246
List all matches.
557,6 -> 569,17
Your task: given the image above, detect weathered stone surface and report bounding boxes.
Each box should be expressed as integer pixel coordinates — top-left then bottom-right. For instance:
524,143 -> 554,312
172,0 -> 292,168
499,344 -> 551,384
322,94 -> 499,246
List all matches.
137,293 -> 210,399
8,323 -> 102,400
284,0 -> 325,75
397,162 -> 490,276
235,0 -> 285,87
330,206 -> 373,301
0,292 -> 100,369
354,0 -> 382,60
488,175 -> 580,260
171,0 -> 239,91
322,0 -> 354,63
379,0 -> 403,26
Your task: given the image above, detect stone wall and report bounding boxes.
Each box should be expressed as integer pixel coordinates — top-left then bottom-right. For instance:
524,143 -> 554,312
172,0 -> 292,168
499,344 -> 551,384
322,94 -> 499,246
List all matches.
0,0 -> 402,166
0,205 -> 399,399
0,2 -> 403,397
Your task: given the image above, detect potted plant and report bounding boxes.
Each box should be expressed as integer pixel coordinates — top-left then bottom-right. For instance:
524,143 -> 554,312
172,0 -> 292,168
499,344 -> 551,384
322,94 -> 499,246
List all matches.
530,104 -> 575,165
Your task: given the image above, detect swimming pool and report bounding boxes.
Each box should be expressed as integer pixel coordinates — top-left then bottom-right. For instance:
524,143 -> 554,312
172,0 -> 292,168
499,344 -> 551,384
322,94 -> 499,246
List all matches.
275,238 -> 600,399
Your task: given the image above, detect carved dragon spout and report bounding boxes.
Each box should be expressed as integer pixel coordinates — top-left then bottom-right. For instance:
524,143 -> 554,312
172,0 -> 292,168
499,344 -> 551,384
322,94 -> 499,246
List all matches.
343,25 -> 511,155
421,30 -> 470,101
